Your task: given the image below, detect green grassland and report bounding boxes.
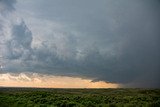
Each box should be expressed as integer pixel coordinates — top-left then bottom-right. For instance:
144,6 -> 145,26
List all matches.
0,88 -> 160,107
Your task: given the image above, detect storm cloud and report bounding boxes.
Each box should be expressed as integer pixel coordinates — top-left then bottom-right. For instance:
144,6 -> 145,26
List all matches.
0,0 -> 160,88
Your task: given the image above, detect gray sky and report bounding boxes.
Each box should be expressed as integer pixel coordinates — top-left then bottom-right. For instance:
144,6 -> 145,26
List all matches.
0,0 -> 160,88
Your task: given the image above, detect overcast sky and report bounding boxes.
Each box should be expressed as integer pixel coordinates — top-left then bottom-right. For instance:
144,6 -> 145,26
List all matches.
0,0 -> 160,88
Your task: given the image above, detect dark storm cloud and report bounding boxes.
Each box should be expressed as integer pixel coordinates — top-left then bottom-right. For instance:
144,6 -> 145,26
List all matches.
0,0 -> 33,71
0,0 -> 16,12
6,21 -> 32,60
1,0 -> 160,88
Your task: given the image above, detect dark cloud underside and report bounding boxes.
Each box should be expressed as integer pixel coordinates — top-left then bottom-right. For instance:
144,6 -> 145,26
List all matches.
0,0 -> 160,88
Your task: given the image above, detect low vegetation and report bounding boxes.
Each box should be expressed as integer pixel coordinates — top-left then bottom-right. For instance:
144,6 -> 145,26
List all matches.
0,88 -> 159,107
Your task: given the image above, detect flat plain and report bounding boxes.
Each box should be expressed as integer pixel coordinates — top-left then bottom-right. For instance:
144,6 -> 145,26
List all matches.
0,88 -> 160,107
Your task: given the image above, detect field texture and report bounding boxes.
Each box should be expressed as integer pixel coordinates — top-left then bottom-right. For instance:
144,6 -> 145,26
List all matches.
0,88 -> 160,107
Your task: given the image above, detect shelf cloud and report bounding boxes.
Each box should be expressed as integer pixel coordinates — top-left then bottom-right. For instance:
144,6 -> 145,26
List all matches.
0,0 -> 160,88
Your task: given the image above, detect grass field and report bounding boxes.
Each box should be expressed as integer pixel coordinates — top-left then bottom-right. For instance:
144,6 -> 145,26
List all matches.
0,88 -> 160,107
